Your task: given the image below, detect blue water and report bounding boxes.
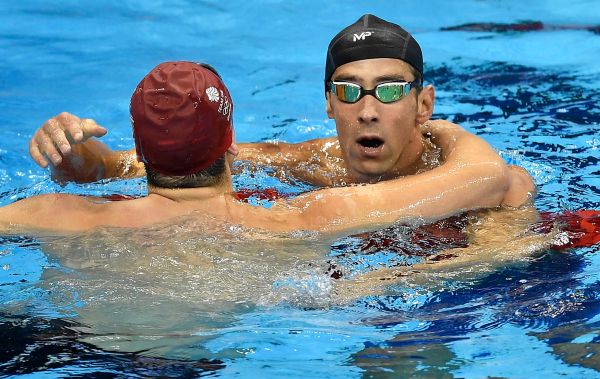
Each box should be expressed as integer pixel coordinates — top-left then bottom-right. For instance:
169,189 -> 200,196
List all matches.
1,1 -> 600,378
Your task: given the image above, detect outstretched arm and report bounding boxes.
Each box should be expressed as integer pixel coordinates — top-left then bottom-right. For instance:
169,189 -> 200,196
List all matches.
236,137 -> 343,186
239,120 -> 536,195
30,112 -> 324,184
265,128 -> 512,236
29,112 -> 144,182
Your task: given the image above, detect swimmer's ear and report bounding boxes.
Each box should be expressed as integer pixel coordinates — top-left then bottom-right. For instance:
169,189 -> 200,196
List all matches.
227,142 -> 239,157
325,92 -> 334,119
416,85 -> 434,124
227,128 -> 239,157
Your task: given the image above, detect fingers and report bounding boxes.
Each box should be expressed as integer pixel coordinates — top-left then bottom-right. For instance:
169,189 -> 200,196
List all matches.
57,112 -> 85,143
43,118 -> 72,155
56,112 -> 107,142
54,112 -> 106,143
31,124 -> 64,166
30,112 -> 109,168
30,112 -> 80,167
80,118 -> 107,140
29,138 -> 49,168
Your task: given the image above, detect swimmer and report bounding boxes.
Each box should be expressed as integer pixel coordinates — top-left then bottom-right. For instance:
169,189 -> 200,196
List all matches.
0,61 -> 510,235
28,14 -> 534,208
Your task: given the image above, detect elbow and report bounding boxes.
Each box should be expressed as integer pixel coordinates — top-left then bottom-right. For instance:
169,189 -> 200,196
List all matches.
501,165 -> 537,207
467,158 -> 509,209
483,161 -> 539,208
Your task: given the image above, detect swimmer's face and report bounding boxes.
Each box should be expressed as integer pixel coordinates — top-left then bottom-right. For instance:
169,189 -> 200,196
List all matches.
326,58 -> 433,180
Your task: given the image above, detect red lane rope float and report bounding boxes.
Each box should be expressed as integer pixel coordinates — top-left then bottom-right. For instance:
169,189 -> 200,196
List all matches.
233,188 -> 289,202
101,194 -> 138,201
538,210 -> 600,249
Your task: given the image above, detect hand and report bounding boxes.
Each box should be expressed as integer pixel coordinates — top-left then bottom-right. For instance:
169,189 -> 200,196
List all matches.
29,112 -> 108,167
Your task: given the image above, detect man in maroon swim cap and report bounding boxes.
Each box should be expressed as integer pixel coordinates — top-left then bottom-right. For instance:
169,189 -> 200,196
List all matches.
130,61 -> 235,183
0,61 -> 508,234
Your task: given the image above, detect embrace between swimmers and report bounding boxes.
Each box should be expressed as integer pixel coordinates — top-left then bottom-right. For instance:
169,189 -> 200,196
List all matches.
4,14 -> 534,235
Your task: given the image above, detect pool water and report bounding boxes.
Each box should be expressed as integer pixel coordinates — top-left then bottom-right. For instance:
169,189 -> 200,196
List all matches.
1,1 -> 599,378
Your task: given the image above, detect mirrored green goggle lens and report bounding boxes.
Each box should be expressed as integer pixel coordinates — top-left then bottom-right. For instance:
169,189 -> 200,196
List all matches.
335,83 -> 361,102
375,84 -> 407,103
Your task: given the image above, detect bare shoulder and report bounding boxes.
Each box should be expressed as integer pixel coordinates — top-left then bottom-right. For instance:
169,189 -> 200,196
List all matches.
422,120 -> 472,159
0,193 -> 183,233
422,119 -> 466,135
0,193 -> 107,233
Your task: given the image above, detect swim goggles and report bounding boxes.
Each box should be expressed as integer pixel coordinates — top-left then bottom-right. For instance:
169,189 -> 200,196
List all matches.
329,81 -> 420,104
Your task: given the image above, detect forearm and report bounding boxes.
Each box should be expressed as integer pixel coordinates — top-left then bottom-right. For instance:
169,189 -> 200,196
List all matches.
103,148 -> 146,180
292,152 -> 509,236
502,165 -> 536,207
334,207 -> 551,302
51,141 -> 143,183
237,142 -> 288,166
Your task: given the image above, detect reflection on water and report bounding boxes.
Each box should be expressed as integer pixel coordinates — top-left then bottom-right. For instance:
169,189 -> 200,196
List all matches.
2,207 -> 561,366
429,61 -> 600,213
347,248 -> 600,377
27,215 -> 334,359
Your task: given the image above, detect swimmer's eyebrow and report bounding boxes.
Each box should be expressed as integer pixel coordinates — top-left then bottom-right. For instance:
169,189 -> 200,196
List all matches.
374,74 -> 412,82
331,74 -> 360,82
332,74 -> 412,83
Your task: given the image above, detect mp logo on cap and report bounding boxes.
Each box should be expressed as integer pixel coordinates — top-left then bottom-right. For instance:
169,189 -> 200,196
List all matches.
353,31 -> 373,42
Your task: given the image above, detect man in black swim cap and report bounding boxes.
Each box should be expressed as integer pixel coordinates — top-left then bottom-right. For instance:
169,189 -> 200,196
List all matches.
322,14 -> 433,183
28,14 -> 533,208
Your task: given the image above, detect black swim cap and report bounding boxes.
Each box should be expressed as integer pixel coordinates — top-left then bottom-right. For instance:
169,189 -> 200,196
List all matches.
325,14 -> 423,93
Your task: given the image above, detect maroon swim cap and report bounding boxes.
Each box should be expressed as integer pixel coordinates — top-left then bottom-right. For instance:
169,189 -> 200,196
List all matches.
131,61 -> 233,176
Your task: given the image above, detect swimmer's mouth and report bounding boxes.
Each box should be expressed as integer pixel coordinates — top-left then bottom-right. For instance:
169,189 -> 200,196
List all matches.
357,137 -> 384,149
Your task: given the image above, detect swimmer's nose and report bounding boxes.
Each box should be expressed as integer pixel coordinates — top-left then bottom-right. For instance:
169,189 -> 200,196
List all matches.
357,94 -> 380,125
